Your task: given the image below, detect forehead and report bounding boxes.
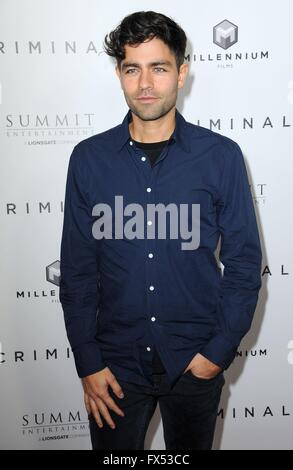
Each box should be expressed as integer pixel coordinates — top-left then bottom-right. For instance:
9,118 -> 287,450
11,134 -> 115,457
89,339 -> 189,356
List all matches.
122,37 -> 175,65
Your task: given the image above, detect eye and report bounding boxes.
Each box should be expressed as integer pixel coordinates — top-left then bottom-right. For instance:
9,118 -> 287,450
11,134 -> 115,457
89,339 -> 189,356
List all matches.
125,67 -> 167,74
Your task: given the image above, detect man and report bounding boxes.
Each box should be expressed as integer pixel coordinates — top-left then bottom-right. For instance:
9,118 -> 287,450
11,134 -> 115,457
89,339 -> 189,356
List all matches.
59,11 -> 262,450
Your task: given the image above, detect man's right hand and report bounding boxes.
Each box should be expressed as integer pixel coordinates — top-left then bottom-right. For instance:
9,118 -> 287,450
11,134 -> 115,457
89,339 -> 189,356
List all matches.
82,367 -> 125,429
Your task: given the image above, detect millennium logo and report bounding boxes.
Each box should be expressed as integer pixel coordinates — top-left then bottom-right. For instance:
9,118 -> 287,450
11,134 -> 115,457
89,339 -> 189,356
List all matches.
213,19 -> 238,50
46,260 -> 60,286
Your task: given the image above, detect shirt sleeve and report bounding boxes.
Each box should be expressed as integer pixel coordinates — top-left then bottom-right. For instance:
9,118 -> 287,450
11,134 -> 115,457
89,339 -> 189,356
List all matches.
59,143 -> 106,378
200,139 -> 263,370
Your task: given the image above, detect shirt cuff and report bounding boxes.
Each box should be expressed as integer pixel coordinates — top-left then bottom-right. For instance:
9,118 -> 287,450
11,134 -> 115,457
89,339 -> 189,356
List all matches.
199,333 -> 238,370
72,342 -> 106,378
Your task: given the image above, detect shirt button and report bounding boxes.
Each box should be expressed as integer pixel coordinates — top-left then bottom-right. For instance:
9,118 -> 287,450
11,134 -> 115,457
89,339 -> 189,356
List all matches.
148,253 -> 154,259
151,316 -> 156,322
129,141 -> 133,146
147,220 -> 152,226
141,156 -> 146,162
146,346 -> 151,352
146,187 -> 152,193
149,285 -> 155,291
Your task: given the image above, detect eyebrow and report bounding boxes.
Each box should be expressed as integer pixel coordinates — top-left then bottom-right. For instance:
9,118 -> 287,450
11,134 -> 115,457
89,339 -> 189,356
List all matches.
121,60 -> 173,71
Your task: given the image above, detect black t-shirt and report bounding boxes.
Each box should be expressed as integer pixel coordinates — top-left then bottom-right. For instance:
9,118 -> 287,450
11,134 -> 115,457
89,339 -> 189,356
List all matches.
132,139 -> 169,167
132,138 -> 169,373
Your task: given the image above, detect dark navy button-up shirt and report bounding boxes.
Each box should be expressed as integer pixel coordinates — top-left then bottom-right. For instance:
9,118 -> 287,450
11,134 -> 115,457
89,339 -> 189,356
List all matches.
59,108 -> 262,388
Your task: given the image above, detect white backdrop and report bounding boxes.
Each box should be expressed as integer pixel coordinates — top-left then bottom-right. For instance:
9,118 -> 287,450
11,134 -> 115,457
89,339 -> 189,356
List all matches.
1,0 -> 293,450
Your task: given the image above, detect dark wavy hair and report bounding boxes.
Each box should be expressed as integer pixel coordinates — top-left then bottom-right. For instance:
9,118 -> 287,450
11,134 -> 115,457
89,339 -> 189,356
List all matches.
103,11 -> 187,71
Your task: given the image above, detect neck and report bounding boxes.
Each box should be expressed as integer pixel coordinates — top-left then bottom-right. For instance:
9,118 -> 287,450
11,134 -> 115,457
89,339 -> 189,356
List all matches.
129,107 -> 176,143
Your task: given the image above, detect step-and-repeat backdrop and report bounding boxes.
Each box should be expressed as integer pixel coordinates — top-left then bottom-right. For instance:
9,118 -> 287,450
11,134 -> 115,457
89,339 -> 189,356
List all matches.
1,0 -> 292,450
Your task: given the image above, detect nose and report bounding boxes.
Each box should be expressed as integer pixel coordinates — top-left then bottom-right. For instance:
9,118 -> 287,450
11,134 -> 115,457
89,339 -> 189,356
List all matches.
138,69 -> 154,91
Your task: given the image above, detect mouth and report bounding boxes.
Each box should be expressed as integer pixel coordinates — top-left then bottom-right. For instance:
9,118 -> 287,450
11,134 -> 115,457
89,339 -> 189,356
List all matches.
137,97 -> 158,103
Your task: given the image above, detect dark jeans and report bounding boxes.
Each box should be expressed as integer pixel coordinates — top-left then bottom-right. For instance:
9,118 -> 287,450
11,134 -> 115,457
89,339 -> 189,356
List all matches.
88,369 -> 225,450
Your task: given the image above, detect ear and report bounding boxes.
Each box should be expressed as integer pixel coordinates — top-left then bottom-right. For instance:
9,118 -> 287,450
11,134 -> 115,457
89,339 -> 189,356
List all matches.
178,63 -> 189,90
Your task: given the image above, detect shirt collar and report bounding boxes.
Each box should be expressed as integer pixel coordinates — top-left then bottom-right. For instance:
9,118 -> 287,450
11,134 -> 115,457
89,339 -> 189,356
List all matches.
115,107 -> 191,153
